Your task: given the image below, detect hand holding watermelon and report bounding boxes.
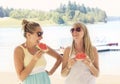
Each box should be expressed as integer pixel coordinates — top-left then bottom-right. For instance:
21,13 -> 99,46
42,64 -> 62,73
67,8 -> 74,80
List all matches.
36,43 -> 49,52
75,52 -> 86,61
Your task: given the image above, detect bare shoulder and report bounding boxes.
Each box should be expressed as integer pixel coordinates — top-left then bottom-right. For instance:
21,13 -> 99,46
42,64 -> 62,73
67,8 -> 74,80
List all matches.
14,45 -> 24,58
92,46 -> 97,52
63,46 -> 71,59
14,46 -> 23,53
92,46 -> 99,58
64,46 -> 71,54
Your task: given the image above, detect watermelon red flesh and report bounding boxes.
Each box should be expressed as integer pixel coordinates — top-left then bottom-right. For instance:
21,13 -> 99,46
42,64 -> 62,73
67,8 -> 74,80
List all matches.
75,52 -> 86,59
38,43 -> 47,50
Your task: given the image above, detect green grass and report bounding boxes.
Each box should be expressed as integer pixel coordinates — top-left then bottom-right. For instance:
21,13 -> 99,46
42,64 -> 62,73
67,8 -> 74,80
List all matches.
0,17 -> 59,28
0,17 -> 21,28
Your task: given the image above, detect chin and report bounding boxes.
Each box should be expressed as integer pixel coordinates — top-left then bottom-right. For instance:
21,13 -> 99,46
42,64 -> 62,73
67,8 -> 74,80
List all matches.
35,42 -> 39,45
37,40 -> 40,43
73,37 -> 78,40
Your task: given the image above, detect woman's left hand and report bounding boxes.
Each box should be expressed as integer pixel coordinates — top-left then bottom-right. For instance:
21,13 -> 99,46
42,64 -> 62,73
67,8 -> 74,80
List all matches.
82,56 -> 93,67
45,70 -> 52,76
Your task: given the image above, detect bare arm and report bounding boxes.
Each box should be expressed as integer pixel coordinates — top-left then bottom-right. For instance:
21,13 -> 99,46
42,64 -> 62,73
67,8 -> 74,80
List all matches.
14,46 -> 43,81
61,47 -> 76,77
83,47 -> 99,77
46,46 -> 62,75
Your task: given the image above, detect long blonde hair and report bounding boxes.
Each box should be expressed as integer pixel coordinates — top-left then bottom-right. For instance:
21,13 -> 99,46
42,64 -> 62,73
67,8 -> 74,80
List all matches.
72,22 -> 95,62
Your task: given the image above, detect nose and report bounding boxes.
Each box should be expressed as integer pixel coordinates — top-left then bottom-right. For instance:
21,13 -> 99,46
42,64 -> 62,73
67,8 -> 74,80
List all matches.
72,30 -> 77,34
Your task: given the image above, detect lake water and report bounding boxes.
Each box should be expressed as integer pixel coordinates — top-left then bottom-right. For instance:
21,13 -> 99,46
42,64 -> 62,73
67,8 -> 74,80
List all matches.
0,21 -> 120,75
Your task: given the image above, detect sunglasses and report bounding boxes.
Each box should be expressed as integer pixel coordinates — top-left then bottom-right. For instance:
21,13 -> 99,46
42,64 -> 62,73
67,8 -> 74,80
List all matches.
70,27 -> 81,33
36,32 -> 43,37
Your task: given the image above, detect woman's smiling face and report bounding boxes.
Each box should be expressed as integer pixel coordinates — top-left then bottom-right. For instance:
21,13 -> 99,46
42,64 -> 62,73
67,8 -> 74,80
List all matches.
27,26 -> 43,46
71,25 -> 84,41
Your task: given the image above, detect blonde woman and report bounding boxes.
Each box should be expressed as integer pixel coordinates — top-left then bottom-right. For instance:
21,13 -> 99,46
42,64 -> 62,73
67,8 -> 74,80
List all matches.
61,22 -> 99,84
14,19 -> 62,84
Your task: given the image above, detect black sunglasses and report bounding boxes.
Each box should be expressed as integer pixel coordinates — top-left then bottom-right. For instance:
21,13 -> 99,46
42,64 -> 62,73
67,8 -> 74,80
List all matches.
37,32 -> 43,37
70,27 -> 81,33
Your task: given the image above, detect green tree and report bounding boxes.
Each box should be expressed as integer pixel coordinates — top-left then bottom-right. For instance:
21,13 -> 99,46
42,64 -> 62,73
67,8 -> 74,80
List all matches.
0,7 -> 5,17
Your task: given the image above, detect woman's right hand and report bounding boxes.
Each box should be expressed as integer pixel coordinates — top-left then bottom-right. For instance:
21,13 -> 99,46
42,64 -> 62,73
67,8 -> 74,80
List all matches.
67,58 -> 76,69
33,50 -> 43,61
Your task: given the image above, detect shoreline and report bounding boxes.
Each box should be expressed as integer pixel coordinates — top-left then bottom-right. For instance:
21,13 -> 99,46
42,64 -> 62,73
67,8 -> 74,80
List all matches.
0,17 -> 60,28
0,72 -> 120,84
1,17 -> 117,28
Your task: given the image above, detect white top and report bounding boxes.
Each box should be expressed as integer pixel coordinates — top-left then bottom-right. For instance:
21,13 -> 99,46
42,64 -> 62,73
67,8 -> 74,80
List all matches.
65,47 -> 96,84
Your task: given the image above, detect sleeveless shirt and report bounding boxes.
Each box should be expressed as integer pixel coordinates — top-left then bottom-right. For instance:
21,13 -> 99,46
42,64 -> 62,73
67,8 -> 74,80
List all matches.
65,47 -> 95,84
20,45 -> 47,75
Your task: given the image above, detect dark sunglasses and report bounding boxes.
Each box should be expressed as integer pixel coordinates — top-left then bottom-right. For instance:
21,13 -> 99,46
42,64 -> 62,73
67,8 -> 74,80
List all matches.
70,27 -> 81,33
37,32 -> 43,37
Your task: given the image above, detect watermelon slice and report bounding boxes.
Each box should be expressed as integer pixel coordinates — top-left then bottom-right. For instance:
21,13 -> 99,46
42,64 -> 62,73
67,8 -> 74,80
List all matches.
36,43 -> 48,52
75,52 -> 86,61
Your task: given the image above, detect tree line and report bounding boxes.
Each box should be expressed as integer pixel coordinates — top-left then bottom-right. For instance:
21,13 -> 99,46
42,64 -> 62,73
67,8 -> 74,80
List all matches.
0,1 -> 107,24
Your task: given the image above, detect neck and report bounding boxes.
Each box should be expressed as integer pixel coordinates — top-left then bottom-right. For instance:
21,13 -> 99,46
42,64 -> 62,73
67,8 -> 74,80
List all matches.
25,41 -> 37,55
25,41 -> 35,48
74,40 -> 84,53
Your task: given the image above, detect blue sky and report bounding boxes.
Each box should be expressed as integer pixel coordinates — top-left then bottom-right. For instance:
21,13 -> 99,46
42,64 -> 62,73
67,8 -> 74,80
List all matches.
0,0 -> 120,16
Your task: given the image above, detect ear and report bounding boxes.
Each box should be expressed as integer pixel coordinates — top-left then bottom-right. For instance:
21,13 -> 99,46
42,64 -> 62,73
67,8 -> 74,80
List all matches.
26,32 -> 31,38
